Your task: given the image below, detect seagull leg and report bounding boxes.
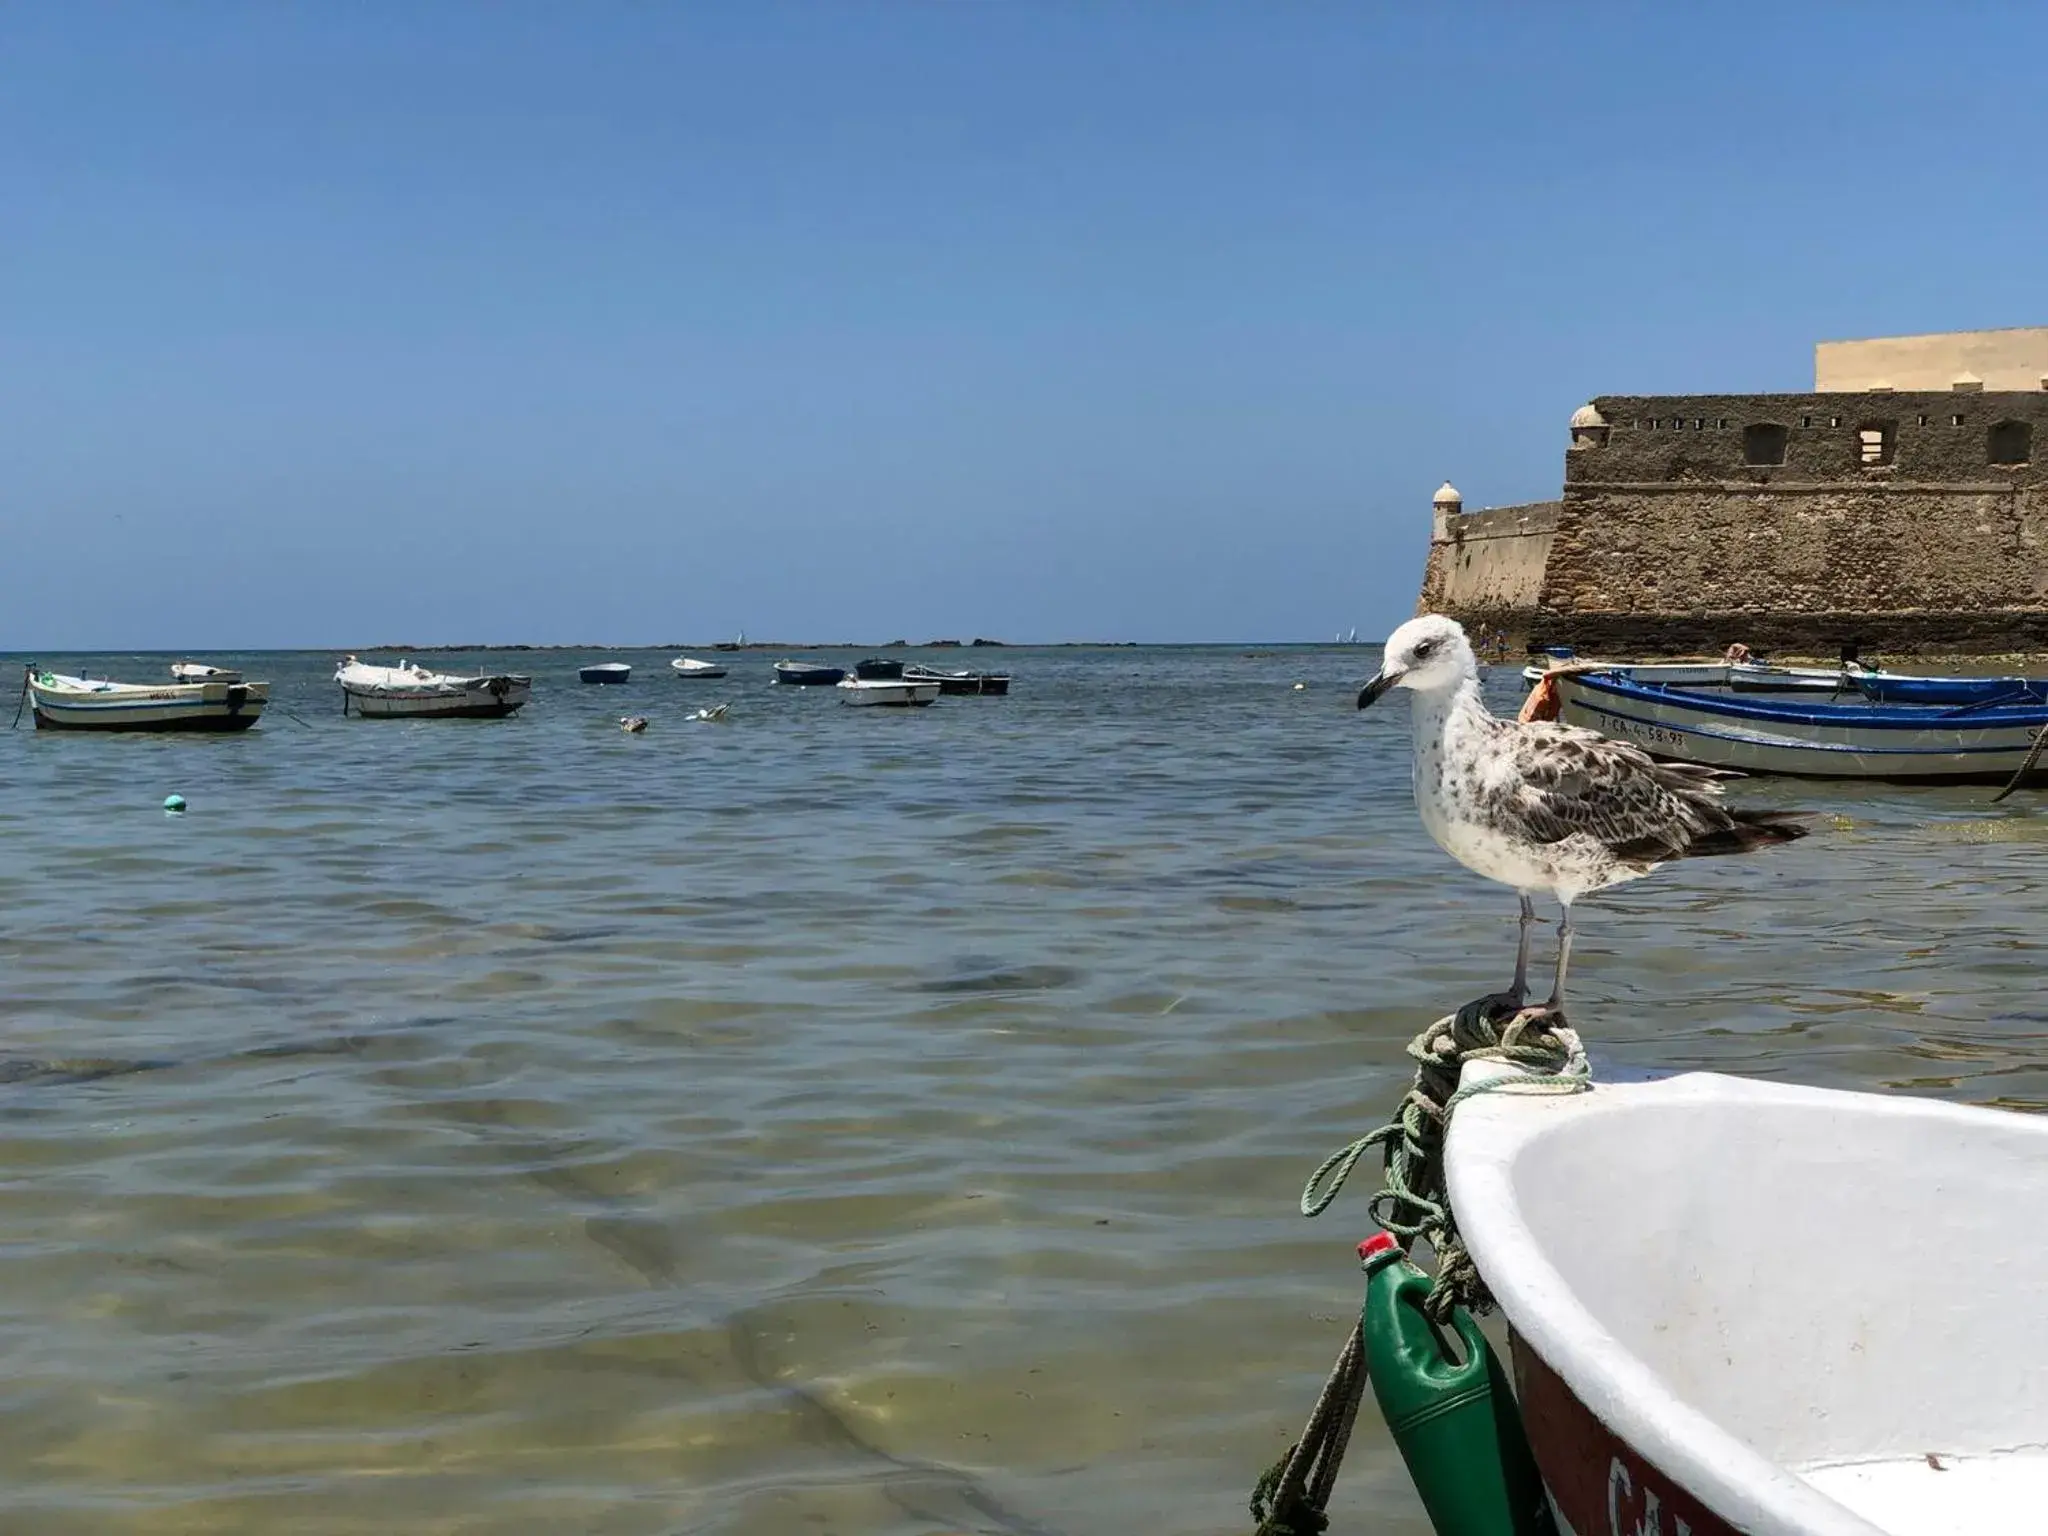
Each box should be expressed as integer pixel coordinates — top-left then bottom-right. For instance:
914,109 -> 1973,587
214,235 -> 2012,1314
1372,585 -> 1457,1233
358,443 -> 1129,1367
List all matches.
1475,895 -> 1538,1019
1543,904 -> 1575,1015
1511,894 -> 1535,1002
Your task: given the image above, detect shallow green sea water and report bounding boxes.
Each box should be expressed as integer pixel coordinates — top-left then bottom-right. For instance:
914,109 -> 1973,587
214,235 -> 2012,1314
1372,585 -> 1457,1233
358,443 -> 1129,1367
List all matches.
0,645 -> 2042,1534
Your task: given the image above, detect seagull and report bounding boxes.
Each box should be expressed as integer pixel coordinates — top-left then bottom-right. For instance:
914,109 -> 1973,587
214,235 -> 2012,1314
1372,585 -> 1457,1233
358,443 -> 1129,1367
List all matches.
1357,614 -> 1808,1018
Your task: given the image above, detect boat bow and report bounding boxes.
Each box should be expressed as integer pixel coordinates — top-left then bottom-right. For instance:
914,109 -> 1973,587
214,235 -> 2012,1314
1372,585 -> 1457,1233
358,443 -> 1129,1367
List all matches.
1445,1067 -> 2048,1536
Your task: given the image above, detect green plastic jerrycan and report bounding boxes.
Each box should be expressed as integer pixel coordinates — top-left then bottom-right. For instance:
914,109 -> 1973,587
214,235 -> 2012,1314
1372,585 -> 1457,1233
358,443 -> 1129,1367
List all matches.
1359,1231 -> 1556,1536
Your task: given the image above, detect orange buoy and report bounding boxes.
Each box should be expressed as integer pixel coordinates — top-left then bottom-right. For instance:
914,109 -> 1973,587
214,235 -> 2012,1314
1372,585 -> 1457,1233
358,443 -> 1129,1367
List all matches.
1518,672 -> 1562,723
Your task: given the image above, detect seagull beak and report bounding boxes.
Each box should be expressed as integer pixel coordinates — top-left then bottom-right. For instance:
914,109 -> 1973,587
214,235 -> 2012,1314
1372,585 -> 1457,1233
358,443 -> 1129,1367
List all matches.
1356,668 -> 1402,709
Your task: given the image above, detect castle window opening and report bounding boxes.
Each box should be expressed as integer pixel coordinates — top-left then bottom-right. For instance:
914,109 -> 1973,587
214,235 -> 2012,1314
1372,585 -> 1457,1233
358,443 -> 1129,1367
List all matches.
1917,414 -> 1929,427
1800,415 -> 1812,428
1988,420 -> 2032,465
1857,423 -> 1896,466
1829,416 -> 1841,428
1952,414 -> 1965,427
1717,417 -> 1729,428
1743,423 -> 1788,466
1694,418 -> 1704,429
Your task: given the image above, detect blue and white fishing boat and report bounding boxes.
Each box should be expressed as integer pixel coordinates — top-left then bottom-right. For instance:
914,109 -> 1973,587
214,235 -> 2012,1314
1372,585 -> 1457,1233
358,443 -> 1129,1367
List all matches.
773,660 -> 846,686
1539,668 -> 2048,783
23,667 -> 269,732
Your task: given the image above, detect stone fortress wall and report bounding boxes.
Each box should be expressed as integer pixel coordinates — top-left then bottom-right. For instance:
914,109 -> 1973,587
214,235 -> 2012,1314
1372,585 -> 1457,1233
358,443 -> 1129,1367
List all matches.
1418,330 -> 2048,654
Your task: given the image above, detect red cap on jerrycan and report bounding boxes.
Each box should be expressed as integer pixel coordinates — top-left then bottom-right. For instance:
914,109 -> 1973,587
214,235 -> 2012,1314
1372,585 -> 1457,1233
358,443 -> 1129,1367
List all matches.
1358,1233 -> 1557,1536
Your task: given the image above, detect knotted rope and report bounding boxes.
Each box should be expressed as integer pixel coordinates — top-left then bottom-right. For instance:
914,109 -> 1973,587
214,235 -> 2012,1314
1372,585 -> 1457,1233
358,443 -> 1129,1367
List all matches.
1300,996 -> 1589,1320
1992,724 -> 2048,804
1248,997 -> 1589,1536
1249,1316 -> 1365,1536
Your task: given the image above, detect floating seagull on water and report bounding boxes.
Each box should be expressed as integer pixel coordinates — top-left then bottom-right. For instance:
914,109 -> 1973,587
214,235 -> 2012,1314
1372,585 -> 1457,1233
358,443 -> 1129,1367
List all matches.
1357,615 -> 1808,1018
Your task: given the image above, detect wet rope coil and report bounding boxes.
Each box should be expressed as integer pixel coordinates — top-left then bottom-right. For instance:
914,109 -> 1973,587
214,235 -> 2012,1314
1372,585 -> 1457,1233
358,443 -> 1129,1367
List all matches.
1249,999 -> 1590,1535
1300,998 -> 1590,1320
1249,1316 -> 1365,1536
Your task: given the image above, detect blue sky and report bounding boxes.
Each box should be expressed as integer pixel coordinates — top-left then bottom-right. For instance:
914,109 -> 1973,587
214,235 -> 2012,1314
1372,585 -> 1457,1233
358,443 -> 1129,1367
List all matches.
6,4 -> 2047,648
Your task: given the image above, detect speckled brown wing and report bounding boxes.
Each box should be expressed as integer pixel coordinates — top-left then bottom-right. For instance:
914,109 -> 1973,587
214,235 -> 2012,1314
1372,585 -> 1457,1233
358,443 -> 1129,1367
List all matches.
1482,719 -> 1737,862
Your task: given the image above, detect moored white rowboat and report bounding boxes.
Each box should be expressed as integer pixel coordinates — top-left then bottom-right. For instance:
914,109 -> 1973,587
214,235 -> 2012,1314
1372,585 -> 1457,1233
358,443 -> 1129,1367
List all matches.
836,677 -> 939,707
169,661 -> 244,684
1446,1064 -> 2048,1536
671,657 -> 728,679
336,657 -> 531,718
25,668 -> 269,731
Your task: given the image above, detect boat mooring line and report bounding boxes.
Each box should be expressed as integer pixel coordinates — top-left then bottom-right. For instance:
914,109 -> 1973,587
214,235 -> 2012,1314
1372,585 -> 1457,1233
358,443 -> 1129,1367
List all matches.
1298,997 -> 1587,1319
1991,725 -> 2048,803
1250,997 -> 1588,1535
1249,1315 -> 1367,1536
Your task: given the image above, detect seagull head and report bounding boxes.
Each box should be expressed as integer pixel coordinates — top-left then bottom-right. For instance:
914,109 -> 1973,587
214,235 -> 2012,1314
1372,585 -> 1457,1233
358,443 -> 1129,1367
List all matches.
1357,614 -> 1475,708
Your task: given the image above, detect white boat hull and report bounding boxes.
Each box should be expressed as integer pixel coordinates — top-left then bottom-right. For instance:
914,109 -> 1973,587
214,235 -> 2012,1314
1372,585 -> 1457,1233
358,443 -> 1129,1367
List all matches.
671,659 -> 728,679
1553,671 -> 2045,781
1447,1067 -> 2048,1536
27,672 -> 268,732
336,660 -> 531,718
837,679 -> 940,707
342,682 -> 531,718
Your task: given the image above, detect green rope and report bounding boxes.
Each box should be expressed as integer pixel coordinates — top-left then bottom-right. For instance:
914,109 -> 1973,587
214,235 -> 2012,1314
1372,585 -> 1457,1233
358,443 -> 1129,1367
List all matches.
1299,998 -> 1589,1320
1247,998 -> 1591,1534
1250,1317 -> 1367,1536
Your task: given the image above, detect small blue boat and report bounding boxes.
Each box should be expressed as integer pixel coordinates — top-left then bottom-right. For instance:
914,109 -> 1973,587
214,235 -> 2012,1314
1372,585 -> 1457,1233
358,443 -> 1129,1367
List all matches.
1848,671 -> 2048,708
773,660 -> 847,686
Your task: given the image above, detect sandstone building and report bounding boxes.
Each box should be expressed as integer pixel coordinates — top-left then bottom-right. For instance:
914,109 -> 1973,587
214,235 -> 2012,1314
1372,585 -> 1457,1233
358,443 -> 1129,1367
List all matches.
1418,328 -> 2048,654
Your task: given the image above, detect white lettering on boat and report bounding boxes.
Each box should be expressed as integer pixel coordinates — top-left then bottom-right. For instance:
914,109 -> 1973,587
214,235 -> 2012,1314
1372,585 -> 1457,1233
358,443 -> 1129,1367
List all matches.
1608,1455 -> 1692,1536
1591,712 -> 1689,749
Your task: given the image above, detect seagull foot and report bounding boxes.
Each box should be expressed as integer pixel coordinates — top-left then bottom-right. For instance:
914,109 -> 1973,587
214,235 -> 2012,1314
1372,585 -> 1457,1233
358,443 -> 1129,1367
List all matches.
1467,991 -> 1528,1025
1501,1002 -> 1568,1038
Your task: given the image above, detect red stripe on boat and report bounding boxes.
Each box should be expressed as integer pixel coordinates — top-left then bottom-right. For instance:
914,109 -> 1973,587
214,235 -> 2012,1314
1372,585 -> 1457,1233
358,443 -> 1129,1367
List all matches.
1512,1333 -> 1741,1536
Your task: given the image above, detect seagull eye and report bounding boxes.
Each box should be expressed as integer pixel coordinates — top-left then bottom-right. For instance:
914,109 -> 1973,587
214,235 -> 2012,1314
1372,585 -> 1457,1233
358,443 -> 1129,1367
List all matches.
1413,640 -> 1437,659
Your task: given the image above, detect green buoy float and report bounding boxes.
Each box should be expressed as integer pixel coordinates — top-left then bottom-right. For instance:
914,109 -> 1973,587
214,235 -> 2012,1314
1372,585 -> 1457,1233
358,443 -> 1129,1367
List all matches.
1360,1232 -> 1555,1536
